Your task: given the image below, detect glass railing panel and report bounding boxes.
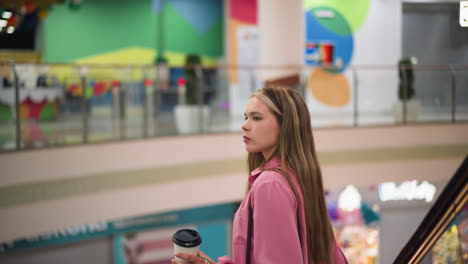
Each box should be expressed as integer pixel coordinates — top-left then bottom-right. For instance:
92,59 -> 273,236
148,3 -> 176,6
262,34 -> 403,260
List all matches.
413,68 -> 453,123
204,66 -> 231,134
121,80 -> 144,139
225,66 -> 262,132
353,66 -> 399,127
455,68 -> 468,122
84,66 -> 120,143
118,66 -> 149,140
0,115 -> 14,151
302,66 -> 353,128
2,63 -> 71,150
0,62 -> 19,151
36,64 -> 73,147
1,63 -> 467,152
153,64 -> 177,137
58,67 -> 87,146
50,64 -> 101,146
157,65 -> 224,136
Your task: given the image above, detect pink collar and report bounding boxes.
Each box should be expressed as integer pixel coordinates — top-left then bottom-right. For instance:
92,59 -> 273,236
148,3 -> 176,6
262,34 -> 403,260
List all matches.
248,156 -> 281,185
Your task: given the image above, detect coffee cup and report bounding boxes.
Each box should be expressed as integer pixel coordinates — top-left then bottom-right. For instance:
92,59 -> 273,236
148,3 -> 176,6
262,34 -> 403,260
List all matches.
172,229 -> 202,262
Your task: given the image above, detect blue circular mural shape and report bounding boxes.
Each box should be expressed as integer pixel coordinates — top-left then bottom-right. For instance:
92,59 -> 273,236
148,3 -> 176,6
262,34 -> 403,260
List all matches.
304,8 -> 354,73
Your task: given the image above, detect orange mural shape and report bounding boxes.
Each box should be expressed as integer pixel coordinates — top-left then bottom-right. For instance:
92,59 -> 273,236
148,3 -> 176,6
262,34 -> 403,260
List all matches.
229,19 -> 244,84
20,103 -> 29,120
308,68 -> 350,107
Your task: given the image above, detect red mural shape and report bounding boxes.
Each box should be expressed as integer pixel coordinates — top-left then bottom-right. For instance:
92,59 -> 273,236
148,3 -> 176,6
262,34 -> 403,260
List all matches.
230,0 -> 257,24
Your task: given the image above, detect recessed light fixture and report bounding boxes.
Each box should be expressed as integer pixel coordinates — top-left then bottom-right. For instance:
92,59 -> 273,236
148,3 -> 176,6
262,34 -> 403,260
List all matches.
6,26 -> 14,34
2,11 -> 12,19
315,10 -> 334,19
0,19 -> 7,27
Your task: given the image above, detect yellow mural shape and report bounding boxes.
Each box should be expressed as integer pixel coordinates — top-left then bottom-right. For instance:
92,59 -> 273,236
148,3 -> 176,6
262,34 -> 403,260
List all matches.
46,47 -> 219,84
74,47 -> 218,67
228,19 -> 251,84
20,103 -> 29,120
308,68 -> 350,107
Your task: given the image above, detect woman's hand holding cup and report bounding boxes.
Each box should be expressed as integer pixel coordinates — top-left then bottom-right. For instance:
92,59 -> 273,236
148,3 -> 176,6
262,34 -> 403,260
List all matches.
172,229 -> 213,264
172,251 -> 213,264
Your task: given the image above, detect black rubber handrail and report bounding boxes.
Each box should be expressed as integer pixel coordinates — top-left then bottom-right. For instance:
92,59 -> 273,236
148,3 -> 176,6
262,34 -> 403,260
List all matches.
393,155 -> 468,264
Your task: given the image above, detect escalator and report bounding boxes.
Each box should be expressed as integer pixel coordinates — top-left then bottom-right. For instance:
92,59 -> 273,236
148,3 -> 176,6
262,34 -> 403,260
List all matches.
393,156 -> 467,264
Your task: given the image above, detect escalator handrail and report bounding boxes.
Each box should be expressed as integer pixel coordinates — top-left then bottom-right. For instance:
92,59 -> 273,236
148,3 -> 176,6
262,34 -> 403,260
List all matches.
393,155 -> 468,264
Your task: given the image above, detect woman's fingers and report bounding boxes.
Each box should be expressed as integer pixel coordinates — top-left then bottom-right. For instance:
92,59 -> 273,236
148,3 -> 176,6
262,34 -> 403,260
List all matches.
172,252 -> 206,263
176,252 -> 197,260
198,251 -> 215,263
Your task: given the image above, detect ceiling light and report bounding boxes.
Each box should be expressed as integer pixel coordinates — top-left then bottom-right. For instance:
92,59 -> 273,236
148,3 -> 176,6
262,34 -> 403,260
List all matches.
2,11 -> 12,19
0,20 -> 6,27
315,10 -> 334,19
7,26 -> 14,34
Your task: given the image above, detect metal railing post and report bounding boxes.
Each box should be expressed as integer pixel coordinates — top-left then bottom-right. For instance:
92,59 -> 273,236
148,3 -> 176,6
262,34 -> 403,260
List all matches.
401,65 -> 408,124
142,72 -> 148,138
250,67 -> 256,94
12,62 -> 21,150
80,67 -> 88,143
299,69 -> 307,100
111,80 -> 120,139
119,83 -> 127,139
196,65 -> 205,133
352,67 -> 359,127
153,65 -> 161,129
448,65 -> 456,123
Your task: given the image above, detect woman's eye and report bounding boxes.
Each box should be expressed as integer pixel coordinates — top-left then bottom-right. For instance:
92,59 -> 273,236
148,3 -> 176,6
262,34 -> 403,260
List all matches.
244,116 -> 248,120
253,117 -> 261,121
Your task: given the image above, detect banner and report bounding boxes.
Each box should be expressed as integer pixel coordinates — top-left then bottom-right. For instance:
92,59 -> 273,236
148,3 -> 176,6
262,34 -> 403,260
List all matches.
0,202 -> 239,254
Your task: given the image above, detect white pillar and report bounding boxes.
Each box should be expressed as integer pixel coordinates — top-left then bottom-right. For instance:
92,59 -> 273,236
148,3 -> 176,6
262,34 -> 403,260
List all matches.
258,0 -> 304,81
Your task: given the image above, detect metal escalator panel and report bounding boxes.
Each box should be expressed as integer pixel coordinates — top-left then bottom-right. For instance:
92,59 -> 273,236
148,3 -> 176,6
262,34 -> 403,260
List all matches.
393,156 -> 468,264
423,204 -> 467,264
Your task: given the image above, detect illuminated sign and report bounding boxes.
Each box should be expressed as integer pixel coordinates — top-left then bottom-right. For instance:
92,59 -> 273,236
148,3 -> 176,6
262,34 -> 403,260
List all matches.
461,1 -> 468,27
378,180 -> 436,203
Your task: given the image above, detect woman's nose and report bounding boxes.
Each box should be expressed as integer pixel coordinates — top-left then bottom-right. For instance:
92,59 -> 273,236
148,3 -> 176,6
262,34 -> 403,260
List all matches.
241,120 -> 249,131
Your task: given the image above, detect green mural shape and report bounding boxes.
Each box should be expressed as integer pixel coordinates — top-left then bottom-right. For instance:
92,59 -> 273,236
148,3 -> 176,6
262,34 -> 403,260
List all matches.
39,102 -> 56,120
0,103 -> 13,121
305,0 -> 371,33
162,2 -> 223,57
45,0 -> 223,63
46,0 -> 155,62
311,6 -> 352,37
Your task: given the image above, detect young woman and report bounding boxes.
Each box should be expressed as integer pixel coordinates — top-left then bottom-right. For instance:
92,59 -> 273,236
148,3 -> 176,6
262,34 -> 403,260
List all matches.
172,86 -> 348,264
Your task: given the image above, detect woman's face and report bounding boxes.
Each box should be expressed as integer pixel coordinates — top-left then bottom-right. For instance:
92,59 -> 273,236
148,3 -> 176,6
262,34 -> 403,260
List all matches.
241,96 -> 280,159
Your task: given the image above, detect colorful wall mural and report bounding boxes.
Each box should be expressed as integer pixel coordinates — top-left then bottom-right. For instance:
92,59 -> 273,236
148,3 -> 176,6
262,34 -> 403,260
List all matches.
44,0 -> 224,66
304,0 -> 371,107
228,0 -> 257,84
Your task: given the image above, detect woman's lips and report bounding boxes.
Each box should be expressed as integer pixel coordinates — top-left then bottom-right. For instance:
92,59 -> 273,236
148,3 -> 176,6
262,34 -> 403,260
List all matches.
243,135 -> 251,142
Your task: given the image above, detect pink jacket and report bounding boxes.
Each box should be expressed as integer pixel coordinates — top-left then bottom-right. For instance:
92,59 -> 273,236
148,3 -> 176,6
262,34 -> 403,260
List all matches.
218,157 -> 348,264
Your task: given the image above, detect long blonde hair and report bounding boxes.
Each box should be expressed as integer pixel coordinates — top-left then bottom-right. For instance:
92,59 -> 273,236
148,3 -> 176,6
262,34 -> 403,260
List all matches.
246,86 -> 334,264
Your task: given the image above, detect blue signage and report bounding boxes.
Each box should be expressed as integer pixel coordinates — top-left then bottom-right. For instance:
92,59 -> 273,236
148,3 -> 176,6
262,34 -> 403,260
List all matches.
0,202 -> 239,254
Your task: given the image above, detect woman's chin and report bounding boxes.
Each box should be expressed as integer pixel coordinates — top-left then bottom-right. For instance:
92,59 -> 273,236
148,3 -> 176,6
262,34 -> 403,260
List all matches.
245,146 -> 256,153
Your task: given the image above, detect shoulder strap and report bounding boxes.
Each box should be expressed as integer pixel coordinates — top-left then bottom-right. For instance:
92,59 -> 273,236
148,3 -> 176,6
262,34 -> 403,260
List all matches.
246,202 -> 253,264
246,201 -> 302,264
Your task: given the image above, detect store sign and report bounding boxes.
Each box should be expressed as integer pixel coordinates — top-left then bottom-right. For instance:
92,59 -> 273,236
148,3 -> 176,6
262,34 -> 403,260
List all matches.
460,1 -> 468,27
0,203 -> 237,254
378,180 -> 436,203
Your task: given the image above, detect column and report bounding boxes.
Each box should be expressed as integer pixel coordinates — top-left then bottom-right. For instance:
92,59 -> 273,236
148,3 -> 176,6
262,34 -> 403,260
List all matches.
258,0 -> 304,81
